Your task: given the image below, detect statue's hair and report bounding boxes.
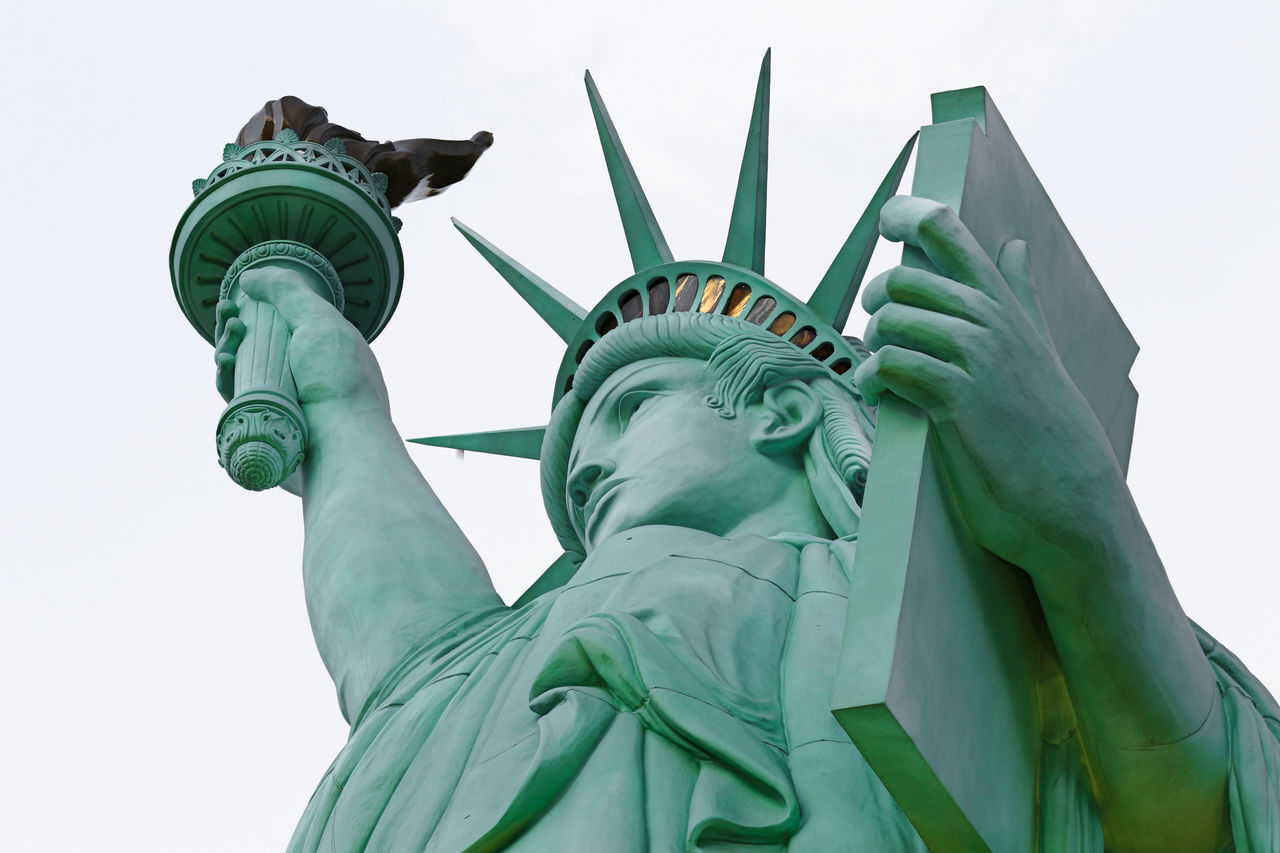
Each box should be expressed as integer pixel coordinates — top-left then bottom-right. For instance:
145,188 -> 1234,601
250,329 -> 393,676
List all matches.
541,313 -> 875,556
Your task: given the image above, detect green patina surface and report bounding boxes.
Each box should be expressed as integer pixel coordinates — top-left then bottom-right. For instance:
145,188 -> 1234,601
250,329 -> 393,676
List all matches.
172,57 -> 1280,852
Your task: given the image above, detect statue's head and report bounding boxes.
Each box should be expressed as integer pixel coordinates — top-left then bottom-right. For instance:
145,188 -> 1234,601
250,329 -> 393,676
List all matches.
541,313 -> 874,555
419,53 -> 915,564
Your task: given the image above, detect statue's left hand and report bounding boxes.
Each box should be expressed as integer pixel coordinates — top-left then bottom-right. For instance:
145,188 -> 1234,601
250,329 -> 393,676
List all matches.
859,197 -> 1231,851
856,196 -> 1123,574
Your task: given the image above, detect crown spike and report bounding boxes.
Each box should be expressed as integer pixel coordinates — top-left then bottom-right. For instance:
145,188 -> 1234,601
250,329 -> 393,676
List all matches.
585,71 -> 674,273
806,133 -> 918,331
452,219 -> 586,343
409,426 -> 546,460
722,50 -> 771,274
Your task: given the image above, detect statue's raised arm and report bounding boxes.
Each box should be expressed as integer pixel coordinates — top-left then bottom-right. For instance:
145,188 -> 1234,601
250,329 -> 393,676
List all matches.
216,266 -> 504,722
176,98 -> 500,724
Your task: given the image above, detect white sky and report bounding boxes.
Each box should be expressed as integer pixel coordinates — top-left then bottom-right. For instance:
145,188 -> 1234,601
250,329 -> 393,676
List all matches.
1,0 -> 1277,849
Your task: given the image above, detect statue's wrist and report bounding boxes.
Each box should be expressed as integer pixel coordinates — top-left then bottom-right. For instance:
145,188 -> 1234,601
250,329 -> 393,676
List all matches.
1020,466 -> 1138,594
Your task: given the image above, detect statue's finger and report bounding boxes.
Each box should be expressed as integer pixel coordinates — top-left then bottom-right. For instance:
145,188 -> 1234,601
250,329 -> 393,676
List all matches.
853,344 -> 965,413
879,197 -> 1006,298
861,269 -> 894,314
215,352 -> 236,402
863,265 -> 996,326
214,299 -> 240,338
996,239 -> 1052,343
215,317 -> 247,356
864,302 -> 981,369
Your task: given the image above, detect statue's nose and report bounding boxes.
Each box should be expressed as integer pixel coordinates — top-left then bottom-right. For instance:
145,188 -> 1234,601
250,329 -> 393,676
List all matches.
567,458 -> 614,510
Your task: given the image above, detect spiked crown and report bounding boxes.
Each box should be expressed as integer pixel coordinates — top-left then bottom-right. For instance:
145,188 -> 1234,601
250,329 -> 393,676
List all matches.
417,52 -> 916,466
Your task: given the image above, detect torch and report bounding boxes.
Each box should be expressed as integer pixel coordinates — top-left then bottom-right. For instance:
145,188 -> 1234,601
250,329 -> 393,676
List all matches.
170,129 -> 404,491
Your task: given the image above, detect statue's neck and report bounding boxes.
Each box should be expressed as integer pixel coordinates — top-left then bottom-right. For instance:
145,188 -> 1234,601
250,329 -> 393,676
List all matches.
722,473 -> 835,542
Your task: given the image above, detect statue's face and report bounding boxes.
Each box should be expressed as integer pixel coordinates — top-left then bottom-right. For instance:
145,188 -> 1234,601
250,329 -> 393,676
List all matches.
566,357 -> 799,549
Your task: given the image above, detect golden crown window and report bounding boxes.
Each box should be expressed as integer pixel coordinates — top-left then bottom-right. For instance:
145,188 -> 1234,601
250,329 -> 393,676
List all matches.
790,326 -> 816,347
699,275 -> 726,312
723,283 -> 752,318
767,311 -> 796,335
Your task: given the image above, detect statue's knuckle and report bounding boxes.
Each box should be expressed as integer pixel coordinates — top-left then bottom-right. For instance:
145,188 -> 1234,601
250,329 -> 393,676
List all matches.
863,315 -> 882,342
959,326 -> 988,358
916,202 -> 958,236
883,268 -> 913,300
874,316 -> 901,343
877,346 -> 909,376
968,292 -> 996,323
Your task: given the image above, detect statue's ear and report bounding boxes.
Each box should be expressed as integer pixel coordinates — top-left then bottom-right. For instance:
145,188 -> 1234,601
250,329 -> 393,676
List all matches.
752,381 -> 823,455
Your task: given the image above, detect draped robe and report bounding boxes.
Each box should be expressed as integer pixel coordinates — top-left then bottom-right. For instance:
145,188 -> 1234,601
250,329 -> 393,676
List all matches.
286,525 -> 1280,852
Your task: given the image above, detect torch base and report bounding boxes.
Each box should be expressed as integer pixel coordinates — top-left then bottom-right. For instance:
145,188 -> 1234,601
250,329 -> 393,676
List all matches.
216,389 -> 308,491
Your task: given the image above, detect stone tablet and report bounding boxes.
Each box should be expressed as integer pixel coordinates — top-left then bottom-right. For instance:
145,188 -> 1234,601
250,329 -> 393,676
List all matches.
831,87 -> 1140,853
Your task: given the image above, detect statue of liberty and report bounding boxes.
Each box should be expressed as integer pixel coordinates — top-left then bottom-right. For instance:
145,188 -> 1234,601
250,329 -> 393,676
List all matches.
182,56 -> 1280,852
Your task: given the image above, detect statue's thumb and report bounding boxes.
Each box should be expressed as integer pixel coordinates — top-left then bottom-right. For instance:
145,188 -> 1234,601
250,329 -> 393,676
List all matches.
997,239 -> 1052,344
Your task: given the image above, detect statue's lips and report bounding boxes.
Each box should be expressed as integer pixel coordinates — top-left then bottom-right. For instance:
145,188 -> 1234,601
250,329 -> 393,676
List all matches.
584,478 -> 627,541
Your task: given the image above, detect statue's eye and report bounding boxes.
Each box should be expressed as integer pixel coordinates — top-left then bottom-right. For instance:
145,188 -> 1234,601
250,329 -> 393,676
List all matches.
617,390 -> 659,430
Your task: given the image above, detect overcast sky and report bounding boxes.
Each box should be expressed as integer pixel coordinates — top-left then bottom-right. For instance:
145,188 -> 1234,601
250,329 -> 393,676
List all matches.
2,0 -> 1277,849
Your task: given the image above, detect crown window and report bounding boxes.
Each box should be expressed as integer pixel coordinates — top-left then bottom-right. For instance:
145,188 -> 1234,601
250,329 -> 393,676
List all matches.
699,276 -> 726,312
647,278 -> 670,314
768,312 -> 796,335
673,274 -> 699,311
745,296 -> 776,325
790,326 -> 817,347
723,283 -> 752,318
619,289 -> 643,322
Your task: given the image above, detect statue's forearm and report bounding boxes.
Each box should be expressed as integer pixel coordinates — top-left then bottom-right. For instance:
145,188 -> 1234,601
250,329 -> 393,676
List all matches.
299,398 -> 503,723
1029,475 -> 1228,851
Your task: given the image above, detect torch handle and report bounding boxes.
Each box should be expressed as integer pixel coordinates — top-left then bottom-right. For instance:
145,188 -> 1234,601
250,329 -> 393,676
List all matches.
215,243 -> 345,491
232,297 -> 299,399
